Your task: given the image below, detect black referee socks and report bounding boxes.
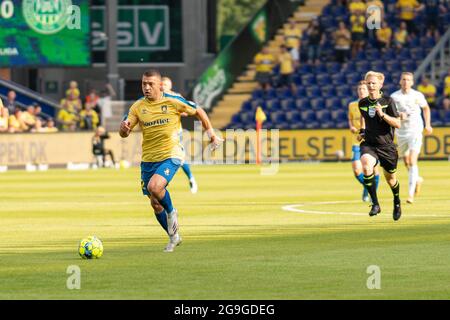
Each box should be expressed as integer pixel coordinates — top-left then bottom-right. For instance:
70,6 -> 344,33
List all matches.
363,174 -> 379,206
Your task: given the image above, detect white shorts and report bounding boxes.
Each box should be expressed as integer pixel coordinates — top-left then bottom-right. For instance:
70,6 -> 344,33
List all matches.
397,133 -> 423,156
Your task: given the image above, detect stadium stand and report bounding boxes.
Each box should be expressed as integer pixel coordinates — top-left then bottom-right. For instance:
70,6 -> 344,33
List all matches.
214,0 -> 450,131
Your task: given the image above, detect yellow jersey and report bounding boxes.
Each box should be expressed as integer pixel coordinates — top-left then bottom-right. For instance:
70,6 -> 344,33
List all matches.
254,53 -> 275,73
417,84 -> 437,103
348,100 -> 361,145
350,15 -> 366,33
377,27 -> 392,43
284,27 -> 302,49
444,76 -> 450,97
349,1 -> 366,14
127,93 -> 198,162
279,52 -> 294,75
396,0 -> 420,20
57,109 -> 79,130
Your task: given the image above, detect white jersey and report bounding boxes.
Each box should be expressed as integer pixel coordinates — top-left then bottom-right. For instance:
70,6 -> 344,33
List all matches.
391,88 -> 428,137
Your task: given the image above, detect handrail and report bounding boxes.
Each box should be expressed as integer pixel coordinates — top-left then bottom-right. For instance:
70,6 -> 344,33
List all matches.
414,28 -> 450,82
0,78 -> 60,109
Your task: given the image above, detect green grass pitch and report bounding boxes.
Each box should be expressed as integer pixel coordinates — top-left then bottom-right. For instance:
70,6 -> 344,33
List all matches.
0,161 -> 449,299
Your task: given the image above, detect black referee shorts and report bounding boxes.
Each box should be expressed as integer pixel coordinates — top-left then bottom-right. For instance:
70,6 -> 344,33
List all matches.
360,142 -> 398,173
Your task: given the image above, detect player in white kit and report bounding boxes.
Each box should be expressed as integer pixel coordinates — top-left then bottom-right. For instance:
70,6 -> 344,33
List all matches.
391,72 -> 433,204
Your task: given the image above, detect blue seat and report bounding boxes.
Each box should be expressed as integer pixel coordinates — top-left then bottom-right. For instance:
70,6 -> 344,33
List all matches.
396,49 -> 411,60
252,88 -> 264,99
444,110 -> 450,126
306,85 -> 321,97
269,111 -> 287,123
386,60 -> 401,73
325,97 -> 341,109
326,62 -> 341,73
342,61 -> 356,73
336,85 -> 352,97
265,88 -> 277,99
297,64 -> 313,74
301,74 -> 316,86
370,60 -> 386,72
265,99 -> 281,111
251,99 -> 266,110
316,110 -> 334,128
316,73 -> 329,86
280,98 -> 295,110
410,48 -> 425,60
301,110 -> 319,129
356,60 -> 371,73
331,73 -> 346,85
286,110 -> 302,123
341,97 -> 354,109
310,97 -> 325,110
346,73 -> 362,85
382,49 -> 395,60
421,36 -> 436,48
295,98 -> 311,110
321,85 -> 336,97
292,74 -> 302,86
431,110 -> 444,126
241,100 -> 252,112
293,86 -> 307,98
401,59 -> 416,72
276,87 -> 293,99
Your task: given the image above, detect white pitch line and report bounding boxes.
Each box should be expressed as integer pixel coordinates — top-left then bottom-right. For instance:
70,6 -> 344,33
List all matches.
282,201 -> 450,218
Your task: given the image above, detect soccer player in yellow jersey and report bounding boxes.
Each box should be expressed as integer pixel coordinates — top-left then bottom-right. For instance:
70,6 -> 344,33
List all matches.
161,76 -> 198,194
120,70 -> 222,252
348,81 -> 380,202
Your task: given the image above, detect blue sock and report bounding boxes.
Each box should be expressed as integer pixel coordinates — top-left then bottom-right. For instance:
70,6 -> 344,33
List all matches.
375,174 -> 380,190
159,189 -> 174,213
356,173 -> 365,185
154,210 -> 168,234
182,163 -> 193,180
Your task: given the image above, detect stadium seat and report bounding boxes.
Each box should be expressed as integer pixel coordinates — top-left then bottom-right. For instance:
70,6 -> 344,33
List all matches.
280,98 -> 296,111
321,85 -> 336,97
301,110 -> 319,129
325,97 -> 341,109
410,48 -> 425,60
370,60 -> 386,72
336,85 -> 352,97
310,98 -> 325,110
316,73 -> 329,86
241,100 -> 252,112
444,110 -> 450,126
331,73 -> 346,85
265,88 -> 277,99
265,99 -> 281,111
301,74 -> 316,86
382,49 -> 395,60
276,87 -> 293,99
316,110 -> 334,128
401,60 -> 416,72
306,85 -> 321,97
326,62 -> 341,73
297,64 -> 313,74
430,110 -> 444,127
252,88 -> 264,99
285,110 -> 302,123
295,98 -> 311,110
341,97 -> 353,109
251,99 -> 266,110
293,86 -> 307,98
346,73 -> 361,85
292,74 -> 302,86
355,61 -> 371,73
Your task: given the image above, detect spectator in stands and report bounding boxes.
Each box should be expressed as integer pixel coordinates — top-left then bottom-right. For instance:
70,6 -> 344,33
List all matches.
366,0 -> 385,17
278,45 -> 296,90
396,0 -> 421,35
418,0 -> 447,40
333,21 -> 352,63
86,89 -> 101,123
284,21 -> 302,63
442,68 -> 450,110
66,81 -> 80,100
376,21 -> 393,51
305,19 -> 324,65
31,118 -> 59,133
57,100 -> 79,131
348,0 -> 367,15
417,77 -> 437,109
393,21 -> 409,51
0,105 -> 8,133
8,108 -> 29,133
98,84 -> 116,126
254,47 -> 275,91
22,105 -> 37,130
350,10 -> 366,58
5,90 -> 17,115
79,104 -> 100,131
33,104 -> 46,123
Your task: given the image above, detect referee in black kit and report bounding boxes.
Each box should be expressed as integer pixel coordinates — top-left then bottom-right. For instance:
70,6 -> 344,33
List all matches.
358,71 -> 402,220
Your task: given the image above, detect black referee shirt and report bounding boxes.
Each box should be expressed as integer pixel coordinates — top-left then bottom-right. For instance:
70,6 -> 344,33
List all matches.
358,95 -> 399,146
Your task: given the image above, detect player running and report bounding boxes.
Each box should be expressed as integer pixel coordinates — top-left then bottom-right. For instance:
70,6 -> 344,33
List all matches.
391,72 -> 432,204
358,71 -> 402,220
119,70 -> 222,252
161,76 -> 198,194
348,80 -> 380,202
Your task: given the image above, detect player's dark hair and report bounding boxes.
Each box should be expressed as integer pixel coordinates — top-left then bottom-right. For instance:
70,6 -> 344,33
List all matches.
143,69 -> 161,79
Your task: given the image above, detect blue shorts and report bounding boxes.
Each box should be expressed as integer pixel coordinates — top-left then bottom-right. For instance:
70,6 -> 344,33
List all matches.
352,145 -> 361,162
140,158 -> 182,196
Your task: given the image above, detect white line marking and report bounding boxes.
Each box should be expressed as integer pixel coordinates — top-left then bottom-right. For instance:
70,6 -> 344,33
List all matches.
282,201 -> 450,218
